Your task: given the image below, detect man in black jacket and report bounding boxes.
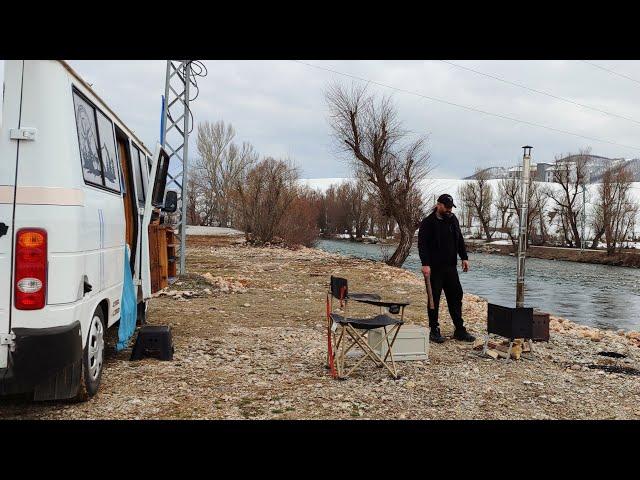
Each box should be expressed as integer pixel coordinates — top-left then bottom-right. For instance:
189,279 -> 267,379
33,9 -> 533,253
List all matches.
418,194 -> 476,343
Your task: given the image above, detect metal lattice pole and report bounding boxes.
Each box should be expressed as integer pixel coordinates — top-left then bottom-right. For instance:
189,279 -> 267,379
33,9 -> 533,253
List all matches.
581,183 -> 587,250
516,146 -> 532,308
162,60 -> 192,276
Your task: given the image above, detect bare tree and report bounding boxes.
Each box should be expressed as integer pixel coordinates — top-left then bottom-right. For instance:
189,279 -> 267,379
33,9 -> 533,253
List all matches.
451,186 -> 474,237
552,205 -> 573,246
185,165 -> 201,225
589,198 -> 606,249
195,120 -> 258,227
499,176 -> 544,247
370,204 -> 395,239
322,179 -> 375,239
546,148 -> 591,247
233,157 -> 299,244
495,181 -> 515,238
325,83 -> 431,267
324,183 -> 354,236
348,178 -> 375,239
531,185 -> 549,245
593,163 -> 638,254
458,169 -> 494,240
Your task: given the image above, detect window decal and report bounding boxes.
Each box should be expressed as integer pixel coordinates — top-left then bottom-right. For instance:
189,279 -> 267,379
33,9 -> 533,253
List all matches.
73,92 -> 103,186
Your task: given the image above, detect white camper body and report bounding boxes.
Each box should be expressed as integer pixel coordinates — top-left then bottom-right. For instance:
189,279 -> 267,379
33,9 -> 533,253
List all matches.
0,60 -> 171,400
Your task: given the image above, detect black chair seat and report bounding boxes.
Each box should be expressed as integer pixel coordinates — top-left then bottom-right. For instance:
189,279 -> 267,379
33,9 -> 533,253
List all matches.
348,293 -> 382,302
330,313 -> 403,330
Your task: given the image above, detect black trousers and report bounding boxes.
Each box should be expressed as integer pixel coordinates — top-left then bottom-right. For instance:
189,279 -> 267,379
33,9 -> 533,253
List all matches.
426,265 -> 464,330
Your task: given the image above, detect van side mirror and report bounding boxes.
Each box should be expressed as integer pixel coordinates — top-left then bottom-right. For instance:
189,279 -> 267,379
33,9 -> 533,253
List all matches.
163,190 -> 178,213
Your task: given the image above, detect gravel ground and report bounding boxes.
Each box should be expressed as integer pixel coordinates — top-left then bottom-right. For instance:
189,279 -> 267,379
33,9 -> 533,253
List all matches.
2,234 -> 640,419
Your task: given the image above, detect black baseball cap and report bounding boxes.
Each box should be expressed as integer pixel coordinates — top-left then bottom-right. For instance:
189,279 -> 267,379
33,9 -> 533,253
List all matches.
437,194 -> 456,208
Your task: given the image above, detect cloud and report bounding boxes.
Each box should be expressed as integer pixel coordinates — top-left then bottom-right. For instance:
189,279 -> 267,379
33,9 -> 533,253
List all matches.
5,60 -> 640,179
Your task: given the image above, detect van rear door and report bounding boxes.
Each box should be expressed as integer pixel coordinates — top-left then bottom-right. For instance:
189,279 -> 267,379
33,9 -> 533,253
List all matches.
140,143 -> 170,300
0,61 -> 24,369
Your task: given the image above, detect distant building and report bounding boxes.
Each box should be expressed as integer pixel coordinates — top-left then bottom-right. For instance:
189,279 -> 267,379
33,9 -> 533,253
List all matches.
544,166 -> 555,183
535,163 -> 552,181
464,155 -> 640,183
506,163 -> 539,180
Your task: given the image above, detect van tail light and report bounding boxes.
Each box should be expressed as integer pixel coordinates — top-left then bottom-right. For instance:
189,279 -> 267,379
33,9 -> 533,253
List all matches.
15,228 -> 47,310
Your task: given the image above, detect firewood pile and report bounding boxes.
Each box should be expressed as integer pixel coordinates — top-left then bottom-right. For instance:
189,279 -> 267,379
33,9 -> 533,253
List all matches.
472,337 -> 532,360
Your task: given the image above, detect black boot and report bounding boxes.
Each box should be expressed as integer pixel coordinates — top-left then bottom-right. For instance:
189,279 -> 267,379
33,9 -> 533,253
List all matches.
430,326 -> 445,343
453,326 -> 476,342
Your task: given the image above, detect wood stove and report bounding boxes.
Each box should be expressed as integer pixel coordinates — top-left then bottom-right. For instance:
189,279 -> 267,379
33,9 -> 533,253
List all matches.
483,304 -> 550,359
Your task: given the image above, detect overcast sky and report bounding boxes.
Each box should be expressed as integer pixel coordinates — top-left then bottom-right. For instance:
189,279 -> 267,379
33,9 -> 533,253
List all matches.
4,60 -> 640,179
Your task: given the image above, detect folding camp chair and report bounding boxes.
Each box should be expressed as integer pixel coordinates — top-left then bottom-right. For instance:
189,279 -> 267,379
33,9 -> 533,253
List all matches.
325,276 -> 409,380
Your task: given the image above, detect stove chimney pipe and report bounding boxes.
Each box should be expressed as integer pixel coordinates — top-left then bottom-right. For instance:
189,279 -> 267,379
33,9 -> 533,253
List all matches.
516,146 -> 532,308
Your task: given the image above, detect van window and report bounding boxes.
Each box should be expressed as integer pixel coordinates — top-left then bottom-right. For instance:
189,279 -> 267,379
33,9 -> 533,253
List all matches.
73,92 -> 103,186
72,88 -> 120,193
131,144 -> 146,206
96,111 -> 120,191
142,156 -> 150,198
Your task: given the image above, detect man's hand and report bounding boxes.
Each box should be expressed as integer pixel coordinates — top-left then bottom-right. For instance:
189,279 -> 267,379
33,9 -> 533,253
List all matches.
421,265 -> 431,277
462,260 -> 469,272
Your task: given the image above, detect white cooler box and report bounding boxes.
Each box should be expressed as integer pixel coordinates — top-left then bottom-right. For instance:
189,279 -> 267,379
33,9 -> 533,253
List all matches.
368,324 -> 429,361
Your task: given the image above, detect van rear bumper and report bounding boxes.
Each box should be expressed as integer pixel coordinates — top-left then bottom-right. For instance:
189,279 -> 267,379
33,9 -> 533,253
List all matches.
0,321 -> 82,396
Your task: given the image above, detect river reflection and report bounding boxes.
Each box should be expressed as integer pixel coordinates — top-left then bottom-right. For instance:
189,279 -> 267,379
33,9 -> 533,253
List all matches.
317,239 -> 640,331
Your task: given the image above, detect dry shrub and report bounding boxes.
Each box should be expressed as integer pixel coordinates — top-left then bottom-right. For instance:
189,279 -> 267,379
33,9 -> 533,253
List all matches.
234,158 -> 321,248
280,189 -> 321,248
234,157 -> 298,245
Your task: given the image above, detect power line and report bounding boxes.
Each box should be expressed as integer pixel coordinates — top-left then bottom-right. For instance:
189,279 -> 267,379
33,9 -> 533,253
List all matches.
440,60 -> 640,127
582,60 -> 640,86
293,60 -> 640,153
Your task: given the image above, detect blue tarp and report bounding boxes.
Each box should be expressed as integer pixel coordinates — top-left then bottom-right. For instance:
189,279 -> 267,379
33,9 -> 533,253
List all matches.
117,247 -> 137,351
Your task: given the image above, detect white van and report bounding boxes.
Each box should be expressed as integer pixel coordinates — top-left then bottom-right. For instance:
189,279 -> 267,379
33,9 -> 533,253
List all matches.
0,60 -> 174,401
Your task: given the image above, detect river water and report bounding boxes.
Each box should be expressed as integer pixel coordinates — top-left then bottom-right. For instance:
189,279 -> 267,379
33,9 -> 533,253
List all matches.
317,239 -> 640,332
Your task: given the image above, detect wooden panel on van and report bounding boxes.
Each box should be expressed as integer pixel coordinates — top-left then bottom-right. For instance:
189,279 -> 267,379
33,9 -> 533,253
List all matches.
117,140 -> 135,250
149,224 -> 168,292
166,229 -> 178,278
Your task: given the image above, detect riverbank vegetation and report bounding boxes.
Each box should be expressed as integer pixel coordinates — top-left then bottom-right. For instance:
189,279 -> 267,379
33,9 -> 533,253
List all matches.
188,120 -> 321,248
182,107 -> 639,269
461,149 -> 639,253
468,241 -> 640,268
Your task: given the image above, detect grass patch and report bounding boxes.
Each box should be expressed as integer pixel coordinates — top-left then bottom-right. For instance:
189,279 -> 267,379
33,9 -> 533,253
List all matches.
238,397 -> 264,418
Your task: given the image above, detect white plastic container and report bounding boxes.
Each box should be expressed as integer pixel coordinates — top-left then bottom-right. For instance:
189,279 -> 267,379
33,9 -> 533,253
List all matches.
368,324 -> 429,361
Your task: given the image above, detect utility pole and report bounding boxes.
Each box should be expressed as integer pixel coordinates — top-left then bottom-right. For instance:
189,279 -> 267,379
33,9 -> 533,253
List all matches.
581,183 -> 586,251
516,146 -> 532,308
162,60 -> 193,276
